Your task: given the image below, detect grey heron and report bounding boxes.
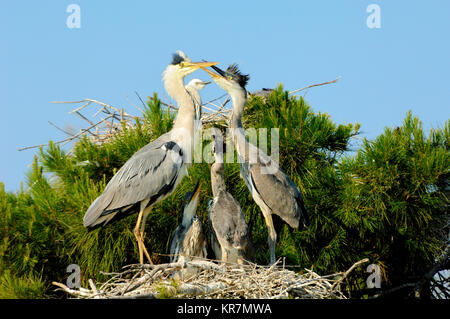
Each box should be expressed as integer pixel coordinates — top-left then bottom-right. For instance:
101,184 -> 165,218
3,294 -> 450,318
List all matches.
202,64 -> 309,264
185,78 -> 210,123
169,182 -> 207,263
83,51 -> 217,264
208,129 -> 254,264
185,78 -> 210,156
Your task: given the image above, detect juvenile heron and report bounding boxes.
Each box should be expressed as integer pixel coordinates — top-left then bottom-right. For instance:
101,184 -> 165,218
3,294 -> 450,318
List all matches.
185,78 -> 210,123
203,64 -> 309,264
185,78 -> 210,156
208,129 -> 253,264
169,182 -> 207,263
83,51 -> 217,264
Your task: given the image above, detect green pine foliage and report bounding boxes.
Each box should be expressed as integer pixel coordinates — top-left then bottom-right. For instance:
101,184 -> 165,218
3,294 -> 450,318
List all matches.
0,89 -> 448,298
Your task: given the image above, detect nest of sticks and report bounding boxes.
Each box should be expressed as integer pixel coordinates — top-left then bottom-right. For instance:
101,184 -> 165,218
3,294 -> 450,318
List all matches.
52,257 -> 368,299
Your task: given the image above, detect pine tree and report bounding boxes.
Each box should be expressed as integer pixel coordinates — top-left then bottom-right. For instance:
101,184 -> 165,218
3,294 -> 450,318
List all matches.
0,89 -> 447,298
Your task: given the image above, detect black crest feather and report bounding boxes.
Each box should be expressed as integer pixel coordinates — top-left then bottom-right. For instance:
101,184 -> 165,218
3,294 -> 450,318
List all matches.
226,64 -> 249,88
171,52 -> 185,65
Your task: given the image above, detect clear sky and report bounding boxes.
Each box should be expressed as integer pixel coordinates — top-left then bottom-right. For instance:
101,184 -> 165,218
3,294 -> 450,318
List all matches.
1,0 -> 449,192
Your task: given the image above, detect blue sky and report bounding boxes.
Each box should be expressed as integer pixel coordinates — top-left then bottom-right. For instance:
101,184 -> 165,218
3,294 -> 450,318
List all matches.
1,0 -> 449,192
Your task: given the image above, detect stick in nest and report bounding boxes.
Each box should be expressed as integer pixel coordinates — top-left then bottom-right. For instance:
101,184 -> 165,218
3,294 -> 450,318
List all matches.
52,258 -> 369,299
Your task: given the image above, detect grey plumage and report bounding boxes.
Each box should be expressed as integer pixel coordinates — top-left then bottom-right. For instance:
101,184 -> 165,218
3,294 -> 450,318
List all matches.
169,182 -> 207,263
250,88 -> 274,102
82,51 -> 218,264
203,64 -> 308,264
239,155 -> 309,230
83,132 -> 185,231
171,52 -> 186,65
208,130 -> 254,263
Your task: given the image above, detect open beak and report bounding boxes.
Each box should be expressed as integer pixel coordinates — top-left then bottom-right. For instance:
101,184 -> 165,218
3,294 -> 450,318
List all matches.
190,181 -> 201,207
185,61 -> 218,71
184,181 -> 201,215
201,67 -> 223,79
211,65 -> 226,77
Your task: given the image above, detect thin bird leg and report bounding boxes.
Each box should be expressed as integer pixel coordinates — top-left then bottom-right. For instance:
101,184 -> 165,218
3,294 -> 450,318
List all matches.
262,210 -> 277,265
236,250 -> 244,265
139,206 -> 153,264
134,199 -> 150,265
221,246 -> 228,263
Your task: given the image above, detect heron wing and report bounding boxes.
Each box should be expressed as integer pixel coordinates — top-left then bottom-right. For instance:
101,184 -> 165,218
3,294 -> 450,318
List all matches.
210,191 -> 244,249
208,198 -> 222,260
169,224 -> 185,263
248,160 -> 309,229
83,133 -> 185,230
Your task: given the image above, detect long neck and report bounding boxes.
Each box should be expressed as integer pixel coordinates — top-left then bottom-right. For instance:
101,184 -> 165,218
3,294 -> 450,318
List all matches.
172,88 -> 195,132
163,70 -> 195,156
211,164 -> 226,197
230,89 -> 246,131
211,151 -> 226,196
229,89 -> 249,160
185,86 -> 202,131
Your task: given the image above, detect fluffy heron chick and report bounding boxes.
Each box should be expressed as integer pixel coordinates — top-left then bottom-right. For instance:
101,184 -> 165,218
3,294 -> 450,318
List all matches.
169,182 -> 207,263
208,130 -> 254,263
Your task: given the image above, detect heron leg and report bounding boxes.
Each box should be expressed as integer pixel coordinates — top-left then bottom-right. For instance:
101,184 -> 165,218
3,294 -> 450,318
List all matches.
139,206 -> 153,264
236,250 -> 244,265
221,246 -> 228,263
262,210 -> 277,265
133,199 -> 152,265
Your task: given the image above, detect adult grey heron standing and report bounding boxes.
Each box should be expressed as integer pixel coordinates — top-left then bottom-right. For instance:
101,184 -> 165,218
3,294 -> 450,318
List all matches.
169,182 -> 207,263
83,51 -> 217,264
208,129 -> 253,264
202,64 -> 309,264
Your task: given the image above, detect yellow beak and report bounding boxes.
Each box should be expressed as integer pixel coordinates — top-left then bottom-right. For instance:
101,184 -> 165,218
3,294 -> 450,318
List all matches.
185,61 -> 218,70
200,66 -> 222,79
192,183 -> 201,206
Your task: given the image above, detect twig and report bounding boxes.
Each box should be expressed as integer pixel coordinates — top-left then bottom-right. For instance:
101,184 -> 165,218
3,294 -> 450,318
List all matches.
330,258 -> 369,290
289,76 -> 341,96
47,121 -> 74,137
18,115 -> 113,151
53,257 -> 362,299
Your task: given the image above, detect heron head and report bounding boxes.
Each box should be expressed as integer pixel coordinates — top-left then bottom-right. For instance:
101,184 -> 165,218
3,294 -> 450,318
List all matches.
201,63 -> 249,94
183,181 -> 201,215
186,78 -> 211,91
210,128 -> 226,170
164,51 -> 218,79
211,128 -> 225,157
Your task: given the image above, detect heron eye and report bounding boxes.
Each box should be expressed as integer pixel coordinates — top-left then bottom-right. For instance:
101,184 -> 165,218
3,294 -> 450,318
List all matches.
179,62 -> 185,68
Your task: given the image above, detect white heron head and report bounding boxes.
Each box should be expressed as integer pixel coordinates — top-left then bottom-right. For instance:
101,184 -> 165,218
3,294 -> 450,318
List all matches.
185,78 -> 211,92
163,51 -> 217,80
162,51 -> 217,100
